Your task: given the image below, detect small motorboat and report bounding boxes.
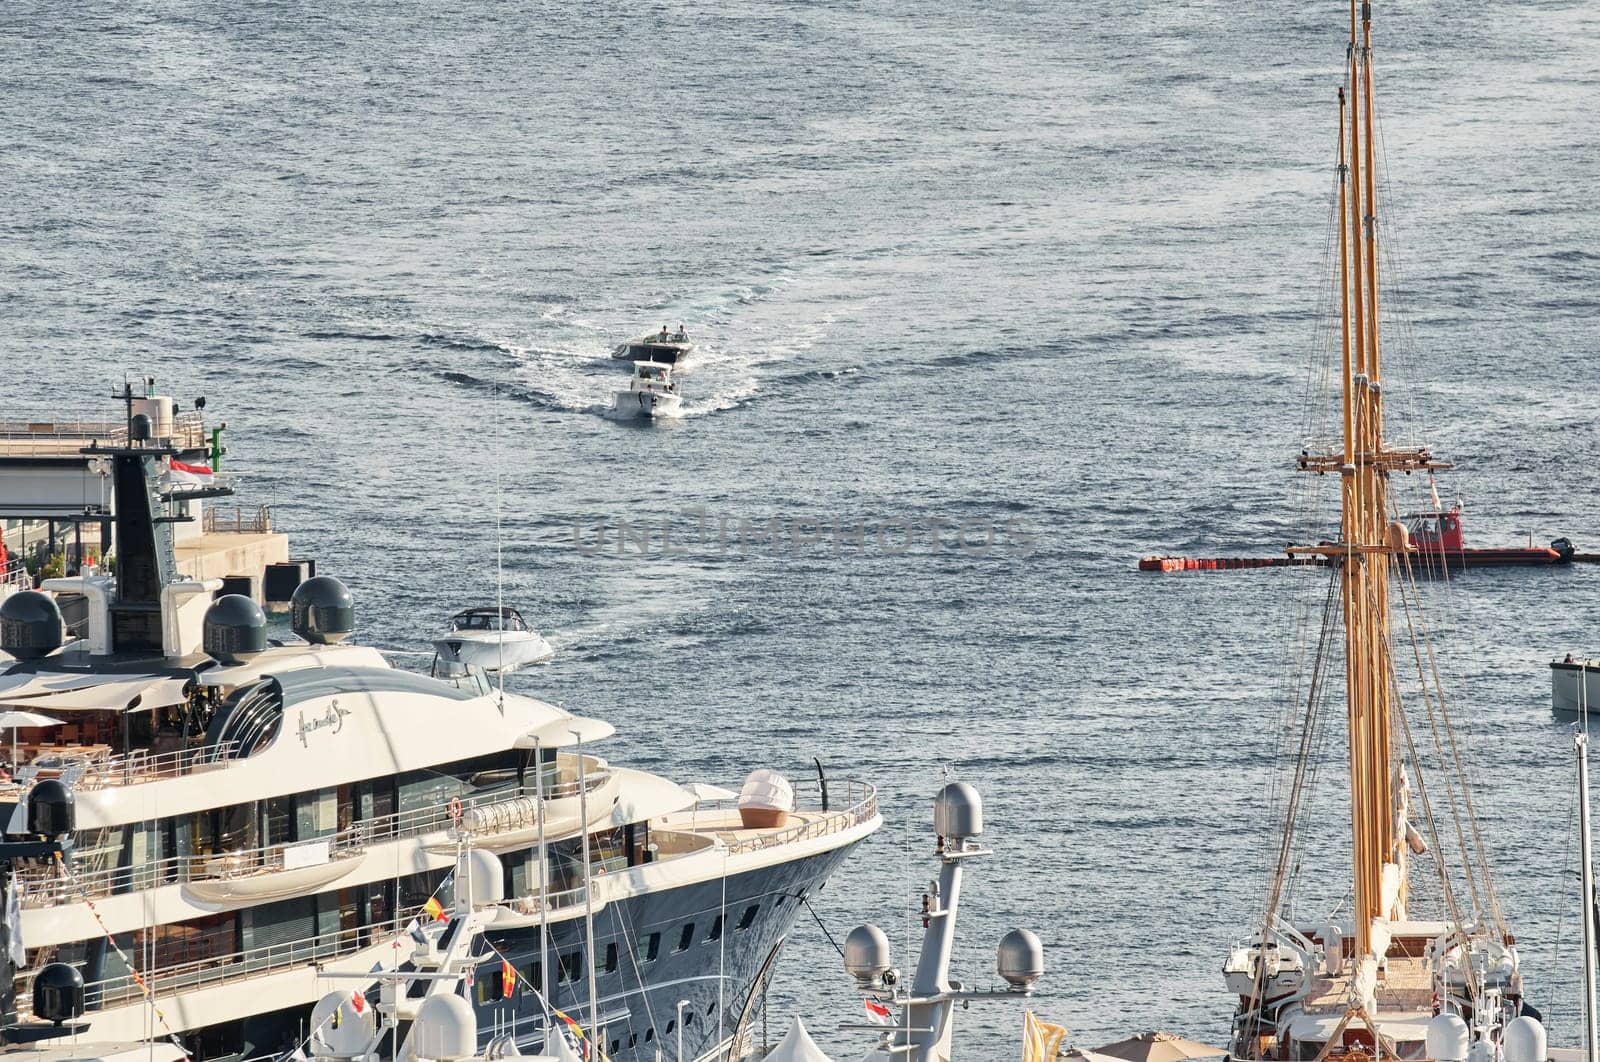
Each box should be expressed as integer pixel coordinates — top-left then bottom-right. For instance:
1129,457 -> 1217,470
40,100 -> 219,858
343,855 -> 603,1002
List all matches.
1403,504 -> 1575,568
432,605 -> 553,674
612,360 -> 684,419
612,325 -> 693,365
1552,656 -> 1600,714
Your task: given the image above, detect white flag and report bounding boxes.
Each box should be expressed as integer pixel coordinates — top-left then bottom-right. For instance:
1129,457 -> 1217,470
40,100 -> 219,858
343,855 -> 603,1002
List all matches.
6,872 -> 25,966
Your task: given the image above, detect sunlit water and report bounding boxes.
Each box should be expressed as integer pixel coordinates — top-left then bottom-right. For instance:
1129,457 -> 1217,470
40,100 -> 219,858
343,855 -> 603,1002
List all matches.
3,0 -> 1599,1056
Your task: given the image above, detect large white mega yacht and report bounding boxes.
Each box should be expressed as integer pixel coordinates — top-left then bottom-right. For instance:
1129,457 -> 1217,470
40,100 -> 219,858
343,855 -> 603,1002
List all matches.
0,417 -> 879,1061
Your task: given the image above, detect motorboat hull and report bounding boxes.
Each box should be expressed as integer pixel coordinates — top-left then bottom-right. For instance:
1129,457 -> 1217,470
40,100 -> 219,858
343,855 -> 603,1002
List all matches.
613,389 -> 684,420
435,630 -> 554,673
1552,660 -> 1600,714
613,339 -> 693,365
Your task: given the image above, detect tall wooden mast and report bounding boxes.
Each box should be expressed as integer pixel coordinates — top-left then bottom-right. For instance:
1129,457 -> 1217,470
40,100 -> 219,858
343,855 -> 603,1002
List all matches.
1295,0 -> 1445,960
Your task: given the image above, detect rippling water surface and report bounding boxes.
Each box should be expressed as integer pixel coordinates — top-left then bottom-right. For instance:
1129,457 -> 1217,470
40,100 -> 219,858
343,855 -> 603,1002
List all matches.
4,0 -> 1599,1055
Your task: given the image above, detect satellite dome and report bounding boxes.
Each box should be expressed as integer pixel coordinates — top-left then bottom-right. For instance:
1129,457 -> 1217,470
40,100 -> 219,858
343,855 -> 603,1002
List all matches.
414,993 -> 477,1060
1503,1016 -> 1546,1062
309,989 -> 376,1058
1425,1013 -> 1469,1062
464,849 -> 505,906
996,928 -> 1044,991
0,590 -> 65,660
843,924 -> 891,986
203,594 -> 268,665
28,778 -> 75,838
32,962 -> 85,1024
128,412 -> 152,442
291,576 -> 355,644
933,782 -> 983,840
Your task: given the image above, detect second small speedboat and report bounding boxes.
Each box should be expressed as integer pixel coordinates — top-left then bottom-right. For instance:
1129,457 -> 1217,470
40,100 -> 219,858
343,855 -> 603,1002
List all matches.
612,360 -> 684,420
612,325 -> 693,365
433,605 -> 553,674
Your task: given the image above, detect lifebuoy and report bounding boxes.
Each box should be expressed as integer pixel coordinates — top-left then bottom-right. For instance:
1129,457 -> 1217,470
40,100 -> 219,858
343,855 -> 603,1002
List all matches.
449,797 -> 463,824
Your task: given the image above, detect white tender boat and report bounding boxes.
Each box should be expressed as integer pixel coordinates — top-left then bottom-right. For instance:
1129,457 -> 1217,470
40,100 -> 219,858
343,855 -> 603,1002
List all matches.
433,605 -> 553,674
1552,657 -> 1600,714
612,361 -> 683,420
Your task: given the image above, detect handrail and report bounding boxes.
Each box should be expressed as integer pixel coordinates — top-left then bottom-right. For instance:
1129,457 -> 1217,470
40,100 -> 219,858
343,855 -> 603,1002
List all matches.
0,412 -> 206,453
16,741 -> 239,793
716,779 -> 878,855
203,504 -> 273,534
17,767 -> 612,909
18,900 -> 434,1017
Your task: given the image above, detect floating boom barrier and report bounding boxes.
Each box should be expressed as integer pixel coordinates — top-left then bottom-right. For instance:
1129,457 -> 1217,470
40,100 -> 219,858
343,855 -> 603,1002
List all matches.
1139,551 -> 1598,572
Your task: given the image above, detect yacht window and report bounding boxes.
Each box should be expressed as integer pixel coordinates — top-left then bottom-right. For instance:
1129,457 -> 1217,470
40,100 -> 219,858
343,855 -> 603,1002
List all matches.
261,794 -> 294,846
706,915 -> 723,942
296,788 -> 338,839
476,968 -> 501,1005
520,961 -> 542,991
559,949 -> 583,983
737,904 -> 759,930
675,924 -> 694,952
645,1029 -> 655,1044
604,943 -> 619,972
638,933 -> 660,963
666,1020 -> 676,1035
611,1040 -> 620,1056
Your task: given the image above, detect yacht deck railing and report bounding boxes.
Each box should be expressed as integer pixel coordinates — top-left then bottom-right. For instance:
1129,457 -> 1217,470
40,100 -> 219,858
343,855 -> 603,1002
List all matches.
17,901 -> 433,1017
18,763 -> 611,909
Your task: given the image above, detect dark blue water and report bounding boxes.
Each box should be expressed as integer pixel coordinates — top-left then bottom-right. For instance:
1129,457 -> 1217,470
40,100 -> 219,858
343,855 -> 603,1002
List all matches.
4,1 -> 1599,1055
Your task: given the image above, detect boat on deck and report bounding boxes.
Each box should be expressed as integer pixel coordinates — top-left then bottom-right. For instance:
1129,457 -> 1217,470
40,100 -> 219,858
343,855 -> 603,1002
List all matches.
612,361 -> 683,420
612,328 -> 693,366
432,605 -> 553,674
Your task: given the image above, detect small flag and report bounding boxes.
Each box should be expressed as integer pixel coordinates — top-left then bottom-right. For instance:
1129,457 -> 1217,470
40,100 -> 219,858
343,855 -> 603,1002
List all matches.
350,990 -> 366,1015
6,872 -> 24,967
423,896 -> 447,922
553,1007 -> 581,1031
1022,1010 -> 1069,1062
865,998 -> 893,1024
502,959 -> 517,998
165,459 -> 214,487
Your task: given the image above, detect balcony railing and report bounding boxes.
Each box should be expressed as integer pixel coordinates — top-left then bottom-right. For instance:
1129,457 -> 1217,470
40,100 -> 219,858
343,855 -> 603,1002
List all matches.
16,741 -> 240,793
700,779 -> 878,855
0,411 -> 206,454
18,900 -> 434,1018
18,761 -> 611,909
203,504 -> 273,534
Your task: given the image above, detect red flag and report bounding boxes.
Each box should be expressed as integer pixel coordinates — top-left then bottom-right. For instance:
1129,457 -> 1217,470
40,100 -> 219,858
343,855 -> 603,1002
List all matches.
166,459 -> 214,486
350,990 -> 366,1015
865,999 -> 892,1023
501,959 -> 517,998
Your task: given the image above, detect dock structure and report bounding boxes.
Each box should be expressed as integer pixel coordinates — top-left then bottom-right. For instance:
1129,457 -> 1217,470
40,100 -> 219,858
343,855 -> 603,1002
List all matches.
0,386 -> 298,606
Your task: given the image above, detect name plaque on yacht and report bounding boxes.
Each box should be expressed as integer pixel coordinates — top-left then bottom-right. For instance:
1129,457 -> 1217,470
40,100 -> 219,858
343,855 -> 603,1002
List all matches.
283,840 -> 332,870
297,700 -> 353,747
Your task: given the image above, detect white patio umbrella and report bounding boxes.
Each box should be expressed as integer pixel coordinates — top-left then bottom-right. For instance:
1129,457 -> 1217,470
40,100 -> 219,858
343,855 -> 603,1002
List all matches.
0,709 -> 64,768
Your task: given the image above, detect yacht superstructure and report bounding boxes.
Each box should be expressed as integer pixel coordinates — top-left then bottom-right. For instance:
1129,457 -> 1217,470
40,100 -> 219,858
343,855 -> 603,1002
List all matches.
0,412 -> 879,1061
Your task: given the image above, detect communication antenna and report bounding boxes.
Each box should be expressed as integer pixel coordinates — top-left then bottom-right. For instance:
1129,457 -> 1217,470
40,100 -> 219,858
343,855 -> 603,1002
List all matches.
494,384 -> 506,712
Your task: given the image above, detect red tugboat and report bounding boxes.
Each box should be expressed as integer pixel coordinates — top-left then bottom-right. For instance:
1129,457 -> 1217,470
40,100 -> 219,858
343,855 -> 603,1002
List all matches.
1404,503 -> 1574,568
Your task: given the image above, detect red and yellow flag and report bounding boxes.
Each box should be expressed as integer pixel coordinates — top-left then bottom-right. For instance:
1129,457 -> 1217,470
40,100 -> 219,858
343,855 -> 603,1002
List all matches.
422,896 -> 446,922
501,959 -> 517,998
